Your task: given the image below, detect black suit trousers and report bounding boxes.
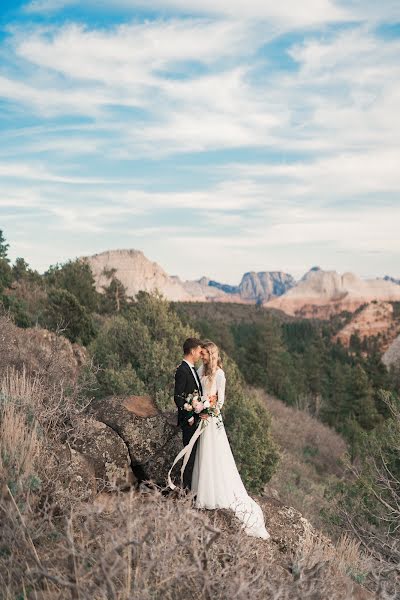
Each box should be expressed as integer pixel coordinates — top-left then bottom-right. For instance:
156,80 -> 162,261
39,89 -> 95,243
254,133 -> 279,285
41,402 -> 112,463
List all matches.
181,418 -> 200,490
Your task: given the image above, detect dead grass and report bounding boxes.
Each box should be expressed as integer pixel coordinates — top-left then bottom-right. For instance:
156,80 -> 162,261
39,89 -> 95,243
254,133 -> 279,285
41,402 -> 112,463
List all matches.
255,389 -> 348,530
1,484 -> 375,600
0,372 -> 42,492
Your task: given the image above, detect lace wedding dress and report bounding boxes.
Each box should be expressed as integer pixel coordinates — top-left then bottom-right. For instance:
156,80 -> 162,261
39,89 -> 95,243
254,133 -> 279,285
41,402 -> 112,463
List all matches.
191,365 -> 270,540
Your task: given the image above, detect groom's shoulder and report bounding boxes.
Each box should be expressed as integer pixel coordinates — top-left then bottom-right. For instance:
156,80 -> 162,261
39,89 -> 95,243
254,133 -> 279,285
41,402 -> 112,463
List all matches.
175,361 -> 187,374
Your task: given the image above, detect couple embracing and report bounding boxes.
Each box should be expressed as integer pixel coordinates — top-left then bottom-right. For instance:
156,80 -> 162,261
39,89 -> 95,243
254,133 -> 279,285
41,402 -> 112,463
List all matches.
168,337 -> 270,540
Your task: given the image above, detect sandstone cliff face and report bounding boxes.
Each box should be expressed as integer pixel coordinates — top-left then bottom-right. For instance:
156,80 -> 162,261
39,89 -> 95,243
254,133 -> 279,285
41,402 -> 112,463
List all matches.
83,249 -> 294,304
239,271 -> 296,303
382,333 -> 400,368
82,250 -> 400,334
179,276 -> 243,302
333,301 -> 400,350
83,249 -> 193,301
266,267 -> 400,316
384,275 -> 400,286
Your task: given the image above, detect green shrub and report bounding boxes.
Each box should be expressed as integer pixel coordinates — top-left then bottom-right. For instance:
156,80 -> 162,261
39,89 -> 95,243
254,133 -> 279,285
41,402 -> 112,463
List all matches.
44,288 -> 96,345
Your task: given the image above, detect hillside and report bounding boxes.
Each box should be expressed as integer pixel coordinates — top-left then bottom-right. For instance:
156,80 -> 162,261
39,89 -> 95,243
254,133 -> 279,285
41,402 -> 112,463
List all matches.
81,250 -> 400,351
0,316 -> 375,599
255,390 -> 348,529
333,300 -> 400,352
266,267 -> 400,316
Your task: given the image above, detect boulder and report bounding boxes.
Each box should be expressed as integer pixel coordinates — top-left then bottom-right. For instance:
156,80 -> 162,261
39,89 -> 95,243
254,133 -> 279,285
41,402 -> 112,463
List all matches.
52,445 -> 97,506
86,395 -> 182,486
69,416 -> 135,490
258,496 -> 332,554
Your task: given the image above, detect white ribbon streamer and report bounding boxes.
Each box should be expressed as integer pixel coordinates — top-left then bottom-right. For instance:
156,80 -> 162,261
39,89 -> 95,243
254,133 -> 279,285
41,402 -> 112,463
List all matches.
168,419 -> 207,490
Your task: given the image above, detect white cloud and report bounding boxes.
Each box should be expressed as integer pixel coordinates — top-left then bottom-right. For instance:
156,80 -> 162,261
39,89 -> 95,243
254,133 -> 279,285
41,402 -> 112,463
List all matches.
24,0 -> 350,26
2,20 -> 398,157
2,5 -> 400,281
16,20 -> 255,81
0,161 -> 139,184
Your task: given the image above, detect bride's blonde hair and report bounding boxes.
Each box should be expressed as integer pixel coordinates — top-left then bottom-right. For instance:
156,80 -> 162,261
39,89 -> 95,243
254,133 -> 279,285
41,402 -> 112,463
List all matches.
201,340 -> 222,392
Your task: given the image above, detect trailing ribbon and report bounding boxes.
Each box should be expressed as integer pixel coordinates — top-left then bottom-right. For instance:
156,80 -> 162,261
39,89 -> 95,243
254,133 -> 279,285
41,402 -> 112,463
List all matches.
167,418 -> 207,490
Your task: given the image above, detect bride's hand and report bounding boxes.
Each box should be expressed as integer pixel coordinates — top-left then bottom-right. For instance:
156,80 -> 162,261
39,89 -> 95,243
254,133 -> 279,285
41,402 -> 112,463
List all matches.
200,414 -> 209,420
208,394 -> 217,407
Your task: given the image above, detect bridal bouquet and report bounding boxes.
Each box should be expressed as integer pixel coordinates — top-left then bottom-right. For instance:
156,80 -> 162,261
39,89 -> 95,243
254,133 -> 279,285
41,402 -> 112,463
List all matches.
183,390 -> 223,428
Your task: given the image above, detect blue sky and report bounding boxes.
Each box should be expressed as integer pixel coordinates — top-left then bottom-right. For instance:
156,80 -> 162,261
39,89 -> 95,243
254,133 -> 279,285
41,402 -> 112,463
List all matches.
0,0 -> 399,283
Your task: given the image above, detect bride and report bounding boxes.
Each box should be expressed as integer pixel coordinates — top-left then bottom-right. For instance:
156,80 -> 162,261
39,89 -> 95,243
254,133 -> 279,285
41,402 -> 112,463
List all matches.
191,340 -> 270,540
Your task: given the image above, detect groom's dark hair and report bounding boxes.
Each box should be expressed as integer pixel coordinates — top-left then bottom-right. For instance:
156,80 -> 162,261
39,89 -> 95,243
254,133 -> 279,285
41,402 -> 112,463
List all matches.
183,337 -> 203,356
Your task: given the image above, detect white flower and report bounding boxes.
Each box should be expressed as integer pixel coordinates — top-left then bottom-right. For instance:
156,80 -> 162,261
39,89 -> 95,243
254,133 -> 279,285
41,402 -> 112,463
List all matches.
203,399 -> 210,409
183,402 -> 192,411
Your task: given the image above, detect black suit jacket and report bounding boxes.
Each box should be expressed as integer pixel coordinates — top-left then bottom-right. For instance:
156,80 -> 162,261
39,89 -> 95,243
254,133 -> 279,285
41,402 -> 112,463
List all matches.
174,361 -> 203,427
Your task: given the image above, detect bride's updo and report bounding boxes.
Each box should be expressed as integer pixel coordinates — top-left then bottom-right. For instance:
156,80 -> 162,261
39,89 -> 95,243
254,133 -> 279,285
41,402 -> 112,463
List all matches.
201,340 -> 223,392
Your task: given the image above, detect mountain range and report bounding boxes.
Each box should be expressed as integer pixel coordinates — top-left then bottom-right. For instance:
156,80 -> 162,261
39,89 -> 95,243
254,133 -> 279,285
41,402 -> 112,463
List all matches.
82,249 -> 400,317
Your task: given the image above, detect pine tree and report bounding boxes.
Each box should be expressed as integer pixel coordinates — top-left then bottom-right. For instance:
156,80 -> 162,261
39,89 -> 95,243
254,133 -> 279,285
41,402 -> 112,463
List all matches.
0,230 -> 10,262
0,230 -> 12,292
101,268 -> 128,313
346,364 -> 380,431
12,257 -> 29,281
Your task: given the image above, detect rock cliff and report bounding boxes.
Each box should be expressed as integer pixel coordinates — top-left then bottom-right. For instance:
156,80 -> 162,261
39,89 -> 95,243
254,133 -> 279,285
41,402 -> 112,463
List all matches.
266,267 -> 400,316
83,249 -> 295,304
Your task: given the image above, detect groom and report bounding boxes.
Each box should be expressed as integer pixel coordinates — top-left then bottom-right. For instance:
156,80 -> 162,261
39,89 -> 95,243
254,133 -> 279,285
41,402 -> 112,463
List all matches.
174,337 -> 205,491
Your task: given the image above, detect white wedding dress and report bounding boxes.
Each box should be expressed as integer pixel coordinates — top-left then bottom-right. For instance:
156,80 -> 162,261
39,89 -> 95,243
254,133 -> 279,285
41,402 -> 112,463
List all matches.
191,365 -> 270,540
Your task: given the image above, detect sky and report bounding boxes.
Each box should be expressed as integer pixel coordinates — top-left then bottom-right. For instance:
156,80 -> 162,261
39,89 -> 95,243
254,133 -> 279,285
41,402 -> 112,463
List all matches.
0,1 -> 399,284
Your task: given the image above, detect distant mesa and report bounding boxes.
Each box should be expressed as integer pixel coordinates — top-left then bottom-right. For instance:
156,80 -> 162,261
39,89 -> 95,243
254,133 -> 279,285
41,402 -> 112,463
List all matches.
265,267 -> 400,317
239,271 -> 296,303
82,250 -> 400,322
384,275 -> 400,286
82,249 -> 295,305
82,249 -> 191,302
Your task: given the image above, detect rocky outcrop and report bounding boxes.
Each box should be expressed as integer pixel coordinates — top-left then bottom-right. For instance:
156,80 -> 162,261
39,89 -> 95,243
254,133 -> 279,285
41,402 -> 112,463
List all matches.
0,316 -> 87,384
53,445 -> 97,505
82,248 -> 400,324
83,249 -> 193,301
259,496 -> 331,554
86,395 -> 182,486
382,333 -> 400,368
333,301 -> 400,351
384,275 -> 400,286
179,276 -> 243,302
69,416 -> 135,490
266,268 -> 400,316
239,271 -> 296,303
82,249 -> 295,304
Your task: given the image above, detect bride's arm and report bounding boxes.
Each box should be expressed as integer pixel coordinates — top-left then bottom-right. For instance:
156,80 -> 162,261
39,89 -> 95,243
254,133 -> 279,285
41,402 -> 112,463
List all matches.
216,370 -> 226,409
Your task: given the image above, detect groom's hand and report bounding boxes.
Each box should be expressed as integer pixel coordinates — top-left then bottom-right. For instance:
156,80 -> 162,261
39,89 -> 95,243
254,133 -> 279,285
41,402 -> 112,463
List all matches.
188,416 -> 195,426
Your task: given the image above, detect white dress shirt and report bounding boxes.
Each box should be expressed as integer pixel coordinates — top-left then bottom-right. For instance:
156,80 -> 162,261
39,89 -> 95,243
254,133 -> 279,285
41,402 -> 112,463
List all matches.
183,359 -> 202,392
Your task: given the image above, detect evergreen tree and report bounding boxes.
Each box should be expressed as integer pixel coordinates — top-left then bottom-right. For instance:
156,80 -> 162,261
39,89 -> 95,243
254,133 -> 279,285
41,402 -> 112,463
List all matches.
346,364 -> 380,431
322,361 -> 349,428
44,288 -> 96,345
0,230 -> 10,262
0,230 -> 12,292
45,259 -> 99,312
100,268 -> 128,313
12,257 -> 30,280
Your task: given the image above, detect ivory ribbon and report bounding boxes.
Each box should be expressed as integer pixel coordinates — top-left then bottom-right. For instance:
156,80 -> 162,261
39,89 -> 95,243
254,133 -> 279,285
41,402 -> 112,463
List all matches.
168,418 -> 207,490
